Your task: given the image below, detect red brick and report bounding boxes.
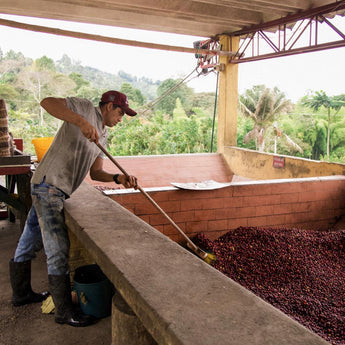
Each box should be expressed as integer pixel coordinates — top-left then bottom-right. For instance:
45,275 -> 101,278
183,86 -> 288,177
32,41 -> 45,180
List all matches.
166,233 -> 185,244
233,184 -> 259,197
247,216 -> 268,227
207,230 -> 227,241
163,222 -> 187,236
280,193 -> 299,204
255,205 -> 274,216
207,219 -> 228,231
155,200 -> 181,213
273,203 -> 294,215
323,180 -> 345,191
154,225 -> 164,234
185,221 -> 208,234
230,206 -> 257,219
180,199 -> 201,211
140,215 -> 150,224
299,191 -> 318,202
171,211 -> 195,223
116,193 -> 142,204
222,196 -> 244,208
180,197 -> 225,211
290,202 -> 312,213
265,214 -> 286,227
242,194 -> 280,207
194,209 -> 216,221
149,213 -> 170,226
227,218 -> 247,229
122,205 -> 135,214
135,202 -> 160,215
273,181 -> 304,194
215,207 -> 239,220
315,189 -> 338,201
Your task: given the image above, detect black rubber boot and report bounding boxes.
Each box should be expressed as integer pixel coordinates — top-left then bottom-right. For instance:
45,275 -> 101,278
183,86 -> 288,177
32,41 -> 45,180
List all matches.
48,274 -> 95,327
9,259 -> 50,306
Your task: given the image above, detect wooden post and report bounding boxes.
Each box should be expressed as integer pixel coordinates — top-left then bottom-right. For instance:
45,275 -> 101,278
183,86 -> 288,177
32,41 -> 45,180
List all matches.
217,36 -> 239,153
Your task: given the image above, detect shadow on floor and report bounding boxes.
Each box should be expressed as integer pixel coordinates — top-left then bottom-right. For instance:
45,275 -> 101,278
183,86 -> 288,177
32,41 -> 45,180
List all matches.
0,219 -> 111,345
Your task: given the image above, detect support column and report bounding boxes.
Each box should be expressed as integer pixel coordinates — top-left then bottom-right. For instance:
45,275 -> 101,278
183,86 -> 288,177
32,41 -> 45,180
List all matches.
112,292 -> 157,345
217,35 -> 239,153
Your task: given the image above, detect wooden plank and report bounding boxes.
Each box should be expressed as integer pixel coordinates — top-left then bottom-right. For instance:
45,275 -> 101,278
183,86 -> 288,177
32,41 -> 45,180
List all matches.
0,155 -> 30,166
0,166 -> 31,175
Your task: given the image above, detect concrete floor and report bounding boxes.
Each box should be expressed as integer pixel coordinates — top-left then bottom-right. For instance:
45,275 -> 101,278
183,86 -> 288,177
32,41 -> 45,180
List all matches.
0,218 -> 111,345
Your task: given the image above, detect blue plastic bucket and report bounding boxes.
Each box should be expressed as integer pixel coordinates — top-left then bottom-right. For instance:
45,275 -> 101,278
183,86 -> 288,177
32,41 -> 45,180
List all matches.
73,264 -> 114,318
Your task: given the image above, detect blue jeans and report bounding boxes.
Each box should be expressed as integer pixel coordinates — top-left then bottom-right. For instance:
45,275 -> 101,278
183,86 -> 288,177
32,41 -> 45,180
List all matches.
14,181 -> 70,275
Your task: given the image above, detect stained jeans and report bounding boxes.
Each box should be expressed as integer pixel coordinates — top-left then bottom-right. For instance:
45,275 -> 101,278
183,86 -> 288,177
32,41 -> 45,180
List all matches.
14,181 -> 70,275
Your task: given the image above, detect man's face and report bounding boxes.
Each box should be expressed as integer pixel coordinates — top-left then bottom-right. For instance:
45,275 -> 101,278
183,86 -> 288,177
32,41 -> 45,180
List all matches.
103,104 -> 125,127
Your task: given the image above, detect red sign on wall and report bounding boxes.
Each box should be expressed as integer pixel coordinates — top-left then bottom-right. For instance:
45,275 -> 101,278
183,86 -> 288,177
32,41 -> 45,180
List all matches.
273,156 -> 285,168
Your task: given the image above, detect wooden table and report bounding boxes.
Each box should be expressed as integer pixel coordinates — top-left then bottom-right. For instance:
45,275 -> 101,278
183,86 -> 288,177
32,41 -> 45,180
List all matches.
0,155 -> 32,231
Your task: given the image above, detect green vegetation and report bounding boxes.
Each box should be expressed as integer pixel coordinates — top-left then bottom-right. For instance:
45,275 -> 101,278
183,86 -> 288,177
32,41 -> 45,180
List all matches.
1,47 -> 345,163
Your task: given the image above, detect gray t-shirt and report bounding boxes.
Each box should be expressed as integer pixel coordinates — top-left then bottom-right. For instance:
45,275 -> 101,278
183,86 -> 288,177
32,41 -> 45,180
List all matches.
31,97 -> 108,196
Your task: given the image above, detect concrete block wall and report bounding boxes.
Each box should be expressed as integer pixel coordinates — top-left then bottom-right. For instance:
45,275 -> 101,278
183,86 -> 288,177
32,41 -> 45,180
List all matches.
107,176 -> 345,242
68,229 -> 95,281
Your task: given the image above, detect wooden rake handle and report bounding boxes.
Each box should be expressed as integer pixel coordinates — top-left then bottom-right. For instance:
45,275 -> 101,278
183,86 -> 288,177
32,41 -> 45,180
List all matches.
95,143 -> 200,252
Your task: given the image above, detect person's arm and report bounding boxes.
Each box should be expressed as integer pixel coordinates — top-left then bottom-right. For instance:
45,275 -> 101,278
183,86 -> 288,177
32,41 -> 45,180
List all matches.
90,157 -> 138,189
40,97 -> 99,143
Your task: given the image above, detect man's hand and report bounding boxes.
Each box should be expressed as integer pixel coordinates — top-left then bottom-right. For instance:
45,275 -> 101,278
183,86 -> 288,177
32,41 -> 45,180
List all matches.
118,174 -> 138,189
79,118 -> 99,144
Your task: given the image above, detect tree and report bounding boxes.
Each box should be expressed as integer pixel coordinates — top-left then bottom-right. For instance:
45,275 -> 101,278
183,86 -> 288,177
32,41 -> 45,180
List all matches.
56,54 -> 73,73
239,85 -> 294,152
0,51 -> 29,84
173,98 -> 187,119
75,85 -> 100,104
69,72 -> 90,92
0,84 -> 19,107
36,56 -> 55,71
302,91 -> 345,159
155,78 -> 194,116
191,92 -> 216,116
16,59 -> 75,125
120,83 -> 144,106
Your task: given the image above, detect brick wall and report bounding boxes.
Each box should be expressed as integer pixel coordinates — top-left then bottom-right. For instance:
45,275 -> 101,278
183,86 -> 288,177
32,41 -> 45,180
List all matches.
108,176 -> 345,243
85,153 -> 235,189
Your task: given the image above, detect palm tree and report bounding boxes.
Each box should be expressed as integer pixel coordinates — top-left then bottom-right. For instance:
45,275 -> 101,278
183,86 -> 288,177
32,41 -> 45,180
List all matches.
239,85 -> 294,152
302,91 -> 345,159
272,122 -> 303,155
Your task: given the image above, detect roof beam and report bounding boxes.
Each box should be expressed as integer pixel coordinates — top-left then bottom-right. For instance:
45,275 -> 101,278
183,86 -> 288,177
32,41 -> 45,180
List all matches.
0,17 -> 235,56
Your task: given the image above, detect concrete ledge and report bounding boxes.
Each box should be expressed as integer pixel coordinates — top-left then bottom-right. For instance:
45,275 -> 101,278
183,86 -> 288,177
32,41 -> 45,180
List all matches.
224,146 -> 345,180
64,182 -> 329,345
103,174 -> 345,196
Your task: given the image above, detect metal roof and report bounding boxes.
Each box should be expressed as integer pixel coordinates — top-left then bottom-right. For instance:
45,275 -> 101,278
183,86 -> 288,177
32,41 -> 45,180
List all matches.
0,0 -> 344,38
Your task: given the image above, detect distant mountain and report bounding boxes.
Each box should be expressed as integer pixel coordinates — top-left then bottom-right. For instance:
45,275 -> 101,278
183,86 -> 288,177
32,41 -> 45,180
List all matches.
56,54 -> 160,101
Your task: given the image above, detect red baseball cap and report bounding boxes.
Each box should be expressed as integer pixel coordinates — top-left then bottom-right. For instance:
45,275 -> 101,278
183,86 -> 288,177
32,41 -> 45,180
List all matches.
101,90 -> 137,116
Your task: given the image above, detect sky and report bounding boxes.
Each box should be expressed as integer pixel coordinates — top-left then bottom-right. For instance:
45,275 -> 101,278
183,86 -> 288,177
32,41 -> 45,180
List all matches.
0,13 -> 344,103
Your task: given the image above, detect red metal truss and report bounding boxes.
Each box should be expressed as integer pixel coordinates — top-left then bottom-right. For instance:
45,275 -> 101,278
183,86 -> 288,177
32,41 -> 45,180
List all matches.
228,1 -> 345,63
193,38 -> 221,70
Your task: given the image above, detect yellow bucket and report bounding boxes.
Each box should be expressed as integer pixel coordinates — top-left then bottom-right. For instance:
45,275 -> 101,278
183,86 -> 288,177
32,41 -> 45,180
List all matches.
31,137 -> 54,162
